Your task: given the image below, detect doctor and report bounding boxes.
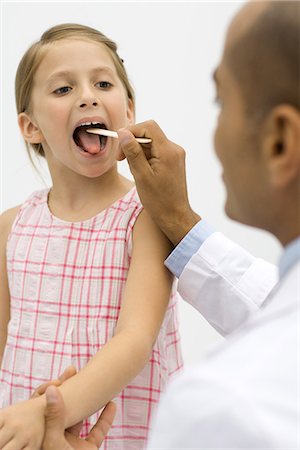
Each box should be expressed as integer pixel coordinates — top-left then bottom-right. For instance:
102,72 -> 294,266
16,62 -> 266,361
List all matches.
42,0 -> 299,448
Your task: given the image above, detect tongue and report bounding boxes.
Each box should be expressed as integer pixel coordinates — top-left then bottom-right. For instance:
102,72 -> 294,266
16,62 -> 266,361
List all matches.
77,128 -> 101,154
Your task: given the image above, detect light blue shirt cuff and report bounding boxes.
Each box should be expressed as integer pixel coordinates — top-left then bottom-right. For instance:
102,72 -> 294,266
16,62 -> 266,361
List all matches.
165,219 -> 215,278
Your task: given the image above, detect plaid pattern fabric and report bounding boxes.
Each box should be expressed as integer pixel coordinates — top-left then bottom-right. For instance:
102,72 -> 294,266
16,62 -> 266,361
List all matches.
0,187 -> 183,450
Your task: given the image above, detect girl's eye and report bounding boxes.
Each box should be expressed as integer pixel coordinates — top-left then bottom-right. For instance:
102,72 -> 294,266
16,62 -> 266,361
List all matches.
96,81 -> 112,89
54,86 -> 71,95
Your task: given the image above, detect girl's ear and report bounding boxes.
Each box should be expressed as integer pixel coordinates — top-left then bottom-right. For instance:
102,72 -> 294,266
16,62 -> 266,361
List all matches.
116,99 -> 135,161
18,112 -> 43,144
126,98 -> 135,125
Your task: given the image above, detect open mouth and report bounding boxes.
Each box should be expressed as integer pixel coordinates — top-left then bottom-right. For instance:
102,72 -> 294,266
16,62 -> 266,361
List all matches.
73,122 -> 108,154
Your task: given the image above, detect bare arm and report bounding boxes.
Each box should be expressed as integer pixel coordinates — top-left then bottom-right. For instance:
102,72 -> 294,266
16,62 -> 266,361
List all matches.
48,209 -> 173,427
0,206 -> 20,367
0,206 -> 174,450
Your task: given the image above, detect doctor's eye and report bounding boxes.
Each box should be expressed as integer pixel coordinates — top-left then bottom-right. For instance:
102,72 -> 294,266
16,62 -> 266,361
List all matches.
53,86 -> 72,95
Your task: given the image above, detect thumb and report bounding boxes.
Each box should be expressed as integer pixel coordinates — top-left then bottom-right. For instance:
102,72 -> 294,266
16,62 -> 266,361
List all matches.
86,401 -> 116,447
117,129 -> 151,179
43,385 -> 70,450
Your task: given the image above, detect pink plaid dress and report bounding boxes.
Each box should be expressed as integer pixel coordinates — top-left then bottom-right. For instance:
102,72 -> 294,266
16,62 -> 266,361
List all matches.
0,186 -> 183,449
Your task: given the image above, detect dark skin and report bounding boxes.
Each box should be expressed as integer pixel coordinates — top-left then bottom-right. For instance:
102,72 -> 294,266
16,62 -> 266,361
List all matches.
32,367 -> 116,450
116,121 -> 201,247
117,3 -> 300,248
43,387 -> 116,450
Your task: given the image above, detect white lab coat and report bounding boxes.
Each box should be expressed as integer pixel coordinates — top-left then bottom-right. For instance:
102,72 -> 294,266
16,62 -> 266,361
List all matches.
148,232 -> 298,449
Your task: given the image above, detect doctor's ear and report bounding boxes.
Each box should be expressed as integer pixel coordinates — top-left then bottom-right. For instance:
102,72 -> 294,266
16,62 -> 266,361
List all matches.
18,112 -> 43,144
262,105 -> 300,189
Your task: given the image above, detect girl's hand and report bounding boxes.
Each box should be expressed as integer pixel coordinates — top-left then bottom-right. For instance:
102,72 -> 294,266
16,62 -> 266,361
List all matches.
0,396 -> 45,450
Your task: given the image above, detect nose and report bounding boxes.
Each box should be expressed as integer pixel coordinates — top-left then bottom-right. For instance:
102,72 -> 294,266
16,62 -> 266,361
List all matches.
79,98 -> 99,108
77,86 -> 100,109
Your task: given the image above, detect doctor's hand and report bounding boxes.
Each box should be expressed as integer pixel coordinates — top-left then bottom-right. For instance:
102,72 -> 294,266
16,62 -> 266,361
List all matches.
42,385 -> 116,450
117,121 -> 200,246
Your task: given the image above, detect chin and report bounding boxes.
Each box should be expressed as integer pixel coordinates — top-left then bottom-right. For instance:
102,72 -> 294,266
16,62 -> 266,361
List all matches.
225,202 -> 261,229
225,200 -> 234,219
225,201 -> 244,224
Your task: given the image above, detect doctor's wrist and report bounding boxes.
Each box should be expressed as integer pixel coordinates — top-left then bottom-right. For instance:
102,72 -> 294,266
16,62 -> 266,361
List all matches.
161,209 -> 201,246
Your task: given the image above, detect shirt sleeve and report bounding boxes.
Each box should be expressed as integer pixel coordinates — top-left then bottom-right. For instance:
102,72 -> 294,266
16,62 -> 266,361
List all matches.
165,219 -> 215,278
177,231 -> 278,335
165,221 -> 278,335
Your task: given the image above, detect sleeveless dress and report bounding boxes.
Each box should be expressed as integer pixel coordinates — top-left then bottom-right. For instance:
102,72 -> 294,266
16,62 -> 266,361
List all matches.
0,187 -> 183,450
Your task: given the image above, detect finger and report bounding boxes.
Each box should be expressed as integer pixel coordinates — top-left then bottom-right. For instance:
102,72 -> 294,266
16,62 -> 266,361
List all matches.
86,401 -> 116,446
116,122 -> 157,162
42,386 -> 68,450
33,365 -> 77,398
31,379 -> 61,398
117,129 -> 153,180
0,419 -> 14,450
128,120 -> 168,144
0,428 -> 14,448
66,420 -> 83,438
58,365 -> 77,383
3,436 -> 27,450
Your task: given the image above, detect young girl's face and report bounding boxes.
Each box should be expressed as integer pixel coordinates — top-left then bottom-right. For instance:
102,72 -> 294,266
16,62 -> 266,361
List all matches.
20,39 -> 134,179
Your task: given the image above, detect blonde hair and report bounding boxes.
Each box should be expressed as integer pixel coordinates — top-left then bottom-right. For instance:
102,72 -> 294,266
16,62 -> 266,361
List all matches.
15,23 -> 135,160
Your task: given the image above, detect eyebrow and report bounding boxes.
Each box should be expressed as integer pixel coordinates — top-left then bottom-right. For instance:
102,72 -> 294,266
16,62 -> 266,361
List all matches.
46,66 -> 115,84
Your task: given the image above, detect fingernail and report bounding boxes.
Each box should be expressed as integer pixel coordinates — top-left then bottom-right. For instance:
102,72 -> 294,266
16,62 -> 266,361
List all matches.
46,385 -> 58,403
117,128 -> 134,146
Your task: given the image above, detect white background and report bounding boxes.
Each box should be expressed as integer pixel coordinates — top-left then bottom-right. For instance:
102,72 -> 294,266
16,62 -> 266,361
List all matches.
1,1 -> 281,367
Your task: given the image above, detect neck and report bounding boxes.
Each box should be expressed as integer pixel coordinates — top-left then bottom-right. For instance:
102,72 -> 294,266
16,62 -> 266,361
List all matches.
47,165 -> 133,220
268,202 -> 300,247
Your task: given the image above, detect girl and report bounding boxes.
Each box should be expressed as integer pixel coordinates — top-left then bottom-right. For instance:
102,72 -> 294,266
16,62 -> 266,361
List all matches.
0,24 -> 183,450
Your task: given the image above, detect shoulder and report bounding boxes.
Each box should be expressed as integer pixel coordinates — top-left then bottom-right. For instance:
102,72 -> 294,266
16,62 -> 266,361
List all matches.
0,205 -> 22,252
121,185 -> 142,212
119,186 -> 173,257
0,190 -> 47,228
132,209 -> 173,257
0,190 -> 49,233
0,205 -> 22,236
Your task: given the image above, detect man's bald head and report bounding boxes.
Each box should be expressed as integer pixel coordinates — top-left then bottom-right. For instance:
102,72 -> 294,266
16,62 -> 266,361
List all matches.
225,1 -> 299,122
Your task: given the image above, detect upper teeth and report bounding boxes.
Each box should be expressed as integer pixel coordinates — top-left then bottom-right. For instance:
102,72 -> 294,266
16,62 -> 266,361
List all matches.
79,121 -> 102,127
